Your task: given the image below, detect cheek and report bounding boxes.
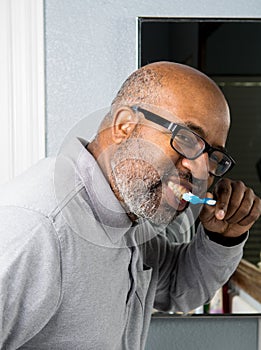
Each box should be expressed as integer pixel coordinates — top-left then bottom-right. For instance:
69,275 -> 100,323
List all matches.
140,129 -> 180,166
113,159 -> 161,185
207,175 -> 215,189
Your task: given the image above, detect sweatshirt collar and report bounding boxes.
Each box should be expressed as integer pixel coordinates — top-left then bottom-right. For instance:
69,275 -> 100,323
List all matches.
75,138 -> 133,244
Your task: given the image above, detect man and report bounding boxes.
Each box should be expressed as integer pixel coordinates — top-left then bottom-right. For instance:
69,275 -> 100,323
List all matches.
0,61 -> 260,349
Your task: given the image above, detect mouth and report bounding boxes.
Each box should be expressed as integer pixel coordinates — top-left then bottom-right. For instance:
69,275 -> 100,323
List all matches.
167,181 -> 189,199
165,180 -> 191,211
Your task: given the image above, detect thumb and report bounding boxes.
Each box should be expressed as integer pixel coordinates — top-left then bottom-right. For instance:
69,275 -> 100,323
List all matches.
204,192 -> 226,221
199,192 -> 215,221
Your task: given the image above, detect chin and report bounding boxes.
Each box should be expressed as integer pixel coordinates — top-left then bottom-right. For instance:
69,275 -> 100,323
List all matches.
143,204 -> 181,226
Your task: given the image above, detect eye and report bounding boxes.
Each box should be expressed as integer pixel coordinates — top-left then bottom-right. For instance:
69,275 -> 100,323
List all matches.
209,151 -> 223,164
175,130 -> 198,148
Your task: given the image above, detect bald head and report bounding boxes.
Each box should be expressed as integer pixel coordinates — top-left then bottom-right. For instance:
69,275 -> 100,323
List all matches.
100,62 -> 230,136
90,61 -> 230,177
113,62 -> 227,111
111,63 -> 165,110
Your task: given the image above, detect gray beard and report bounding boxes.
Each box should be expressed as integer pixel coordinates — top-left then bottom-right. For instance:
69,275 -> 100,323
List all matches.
110,139 -> 178,225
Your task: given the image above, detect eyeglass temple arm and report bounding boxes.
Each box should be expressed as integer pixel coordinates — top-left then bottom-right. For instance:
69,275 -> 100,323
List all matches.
132,106 -> 176,132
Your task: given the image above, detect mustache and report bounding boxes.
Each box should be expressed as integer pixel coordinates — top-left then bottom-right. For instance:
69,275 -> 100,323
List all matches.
150,170 -> 205,193
176,171 -> 193,184
163,170 -> 194,184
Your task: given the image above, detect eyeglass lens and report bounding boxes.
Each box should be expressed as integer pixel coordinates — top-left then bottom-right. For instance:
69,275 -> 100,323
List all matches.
209,152 -> 231,175
172,128 -> 205,159
171,128 -> 231,176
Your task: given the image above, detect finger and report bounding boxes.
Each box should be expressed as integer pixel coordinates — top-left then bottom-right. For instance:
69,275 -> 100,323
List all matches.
224,181 -> 246,220
213,178 -> 232,220
199,192 -> 216,221
226,187 -> 255,224
238,197 -> 261,227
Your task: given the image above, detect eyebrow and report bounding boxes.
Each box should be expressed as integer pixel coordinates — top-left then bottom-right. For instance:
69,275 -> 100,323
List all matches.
185,122 -> 207,139
185,121 -> 227,152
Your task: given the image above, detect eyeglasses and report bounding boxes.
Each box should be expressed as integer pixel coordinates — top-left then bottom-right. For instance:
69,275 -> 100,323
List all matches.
131,106 -> 235,177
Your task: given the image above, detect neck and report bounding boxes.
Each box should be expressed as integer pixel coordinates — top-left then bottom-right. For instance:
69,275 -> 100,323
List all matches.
87,139 -> 137,222
87,137 -> 115,187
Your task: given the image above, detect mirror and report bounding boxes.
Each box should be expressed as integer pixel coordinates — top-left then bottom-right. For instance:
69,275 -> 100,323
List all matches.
138,18 -> 261,314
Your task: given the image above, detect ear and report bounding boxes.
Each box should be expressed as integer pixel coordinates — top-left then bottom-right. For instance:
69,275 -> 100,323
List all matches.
112,107 -> 139,144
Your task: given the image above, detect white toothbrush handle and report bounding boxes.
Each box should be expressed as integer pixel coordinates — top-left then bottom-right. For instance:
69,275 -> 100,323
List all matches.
203,198 -> 216,206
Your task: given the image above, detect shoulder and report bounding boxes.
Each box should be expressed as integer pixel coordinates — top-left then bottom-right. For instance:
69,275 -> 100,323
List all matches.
0,205 -> 61,269
0,158 -> 56,215
0,206 -> 63,348
0,156 -> 83,217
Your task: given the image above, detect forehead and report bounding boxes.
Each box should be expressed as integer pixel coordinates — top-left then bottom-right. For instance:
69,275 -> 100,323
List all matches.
140,98 -> 229,142
182,115 -> 229,148
153,87 -> 230,147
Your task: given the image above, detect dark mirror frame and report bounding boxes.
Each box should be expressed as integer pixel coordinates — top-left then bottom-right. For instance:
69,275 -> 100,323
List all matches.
138,17 -> 261,315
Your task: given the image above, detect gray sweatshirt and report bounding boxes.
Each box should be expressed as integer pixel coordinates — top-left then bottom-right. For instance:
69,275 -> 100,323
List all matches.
0,138 -> 245,349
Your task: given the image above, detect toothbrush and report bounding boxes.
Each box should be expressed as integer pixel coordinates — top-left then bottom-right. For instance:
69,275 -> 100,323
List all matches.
182,192 -> 216,206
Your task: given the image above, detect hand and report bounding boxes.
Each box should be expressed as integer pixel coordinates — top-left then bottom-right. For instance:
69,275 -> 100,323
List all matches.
199,178 -> 261,237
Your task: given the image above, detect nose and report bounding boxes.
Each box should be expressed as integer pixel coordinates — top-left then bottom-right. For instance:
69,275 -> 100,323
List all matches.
181,153 -> 209,179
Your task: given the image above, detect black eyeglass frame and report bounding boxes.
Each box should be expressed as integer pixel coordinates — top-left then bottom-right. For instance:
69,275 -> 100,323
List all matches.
131,105 -> 235,177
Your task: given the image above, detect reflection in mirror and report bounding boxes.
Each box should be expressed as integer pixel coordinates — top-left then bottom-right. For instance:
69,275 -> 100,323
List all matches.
139,18 -> 261,314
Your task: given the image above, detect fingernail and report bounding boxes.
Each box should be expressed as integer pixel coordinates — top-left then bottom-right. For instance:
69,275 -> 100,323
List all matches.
216,210 -> 225,220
